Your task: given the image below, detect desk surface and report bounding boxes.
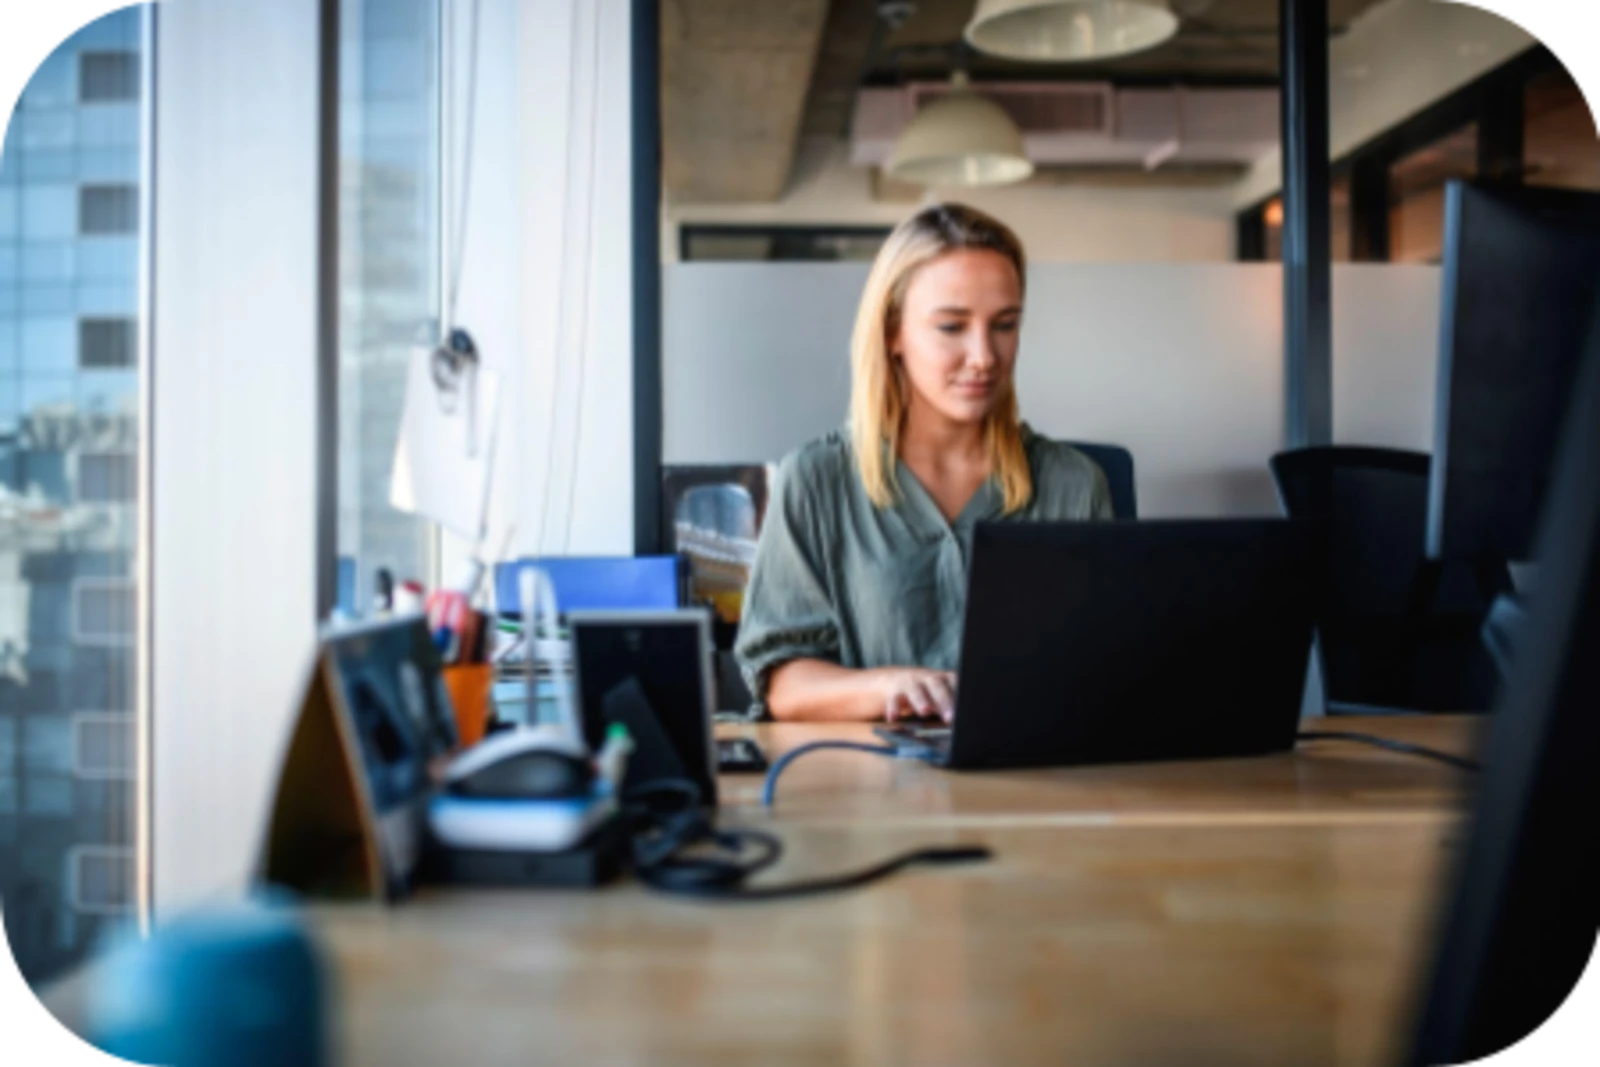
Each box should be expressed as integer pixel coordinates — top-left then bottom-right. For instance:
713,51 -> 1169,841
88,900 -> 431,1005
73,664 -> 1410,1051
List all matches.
44,715 -> 1479,1067
721,716 -> 1478,828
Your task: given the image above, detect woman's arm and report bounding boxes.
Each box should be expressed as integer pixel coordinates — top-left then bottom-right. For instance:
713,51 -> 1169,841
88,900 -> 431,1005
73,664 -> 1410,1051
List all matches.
767,658 -> 957,723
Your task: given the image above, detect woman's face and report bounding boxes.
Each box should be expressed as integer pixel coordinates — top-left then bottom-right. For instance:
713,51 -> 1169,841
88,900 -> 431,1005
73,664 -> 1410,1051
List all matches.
892,248 -> 1023,428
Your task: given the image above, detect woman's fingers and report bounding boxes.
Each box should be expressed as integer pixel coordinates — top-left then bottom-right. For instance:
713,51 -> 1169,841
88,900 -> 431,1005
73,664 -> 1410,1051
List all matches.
926,673 -> 957,722
881,669 -> 960,722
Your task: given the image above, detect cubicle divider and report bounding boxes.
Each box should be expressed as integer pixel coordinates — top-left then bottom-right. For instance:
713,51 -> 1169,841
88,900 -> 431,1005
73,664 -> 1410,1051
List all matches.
664,263 -> 1444,517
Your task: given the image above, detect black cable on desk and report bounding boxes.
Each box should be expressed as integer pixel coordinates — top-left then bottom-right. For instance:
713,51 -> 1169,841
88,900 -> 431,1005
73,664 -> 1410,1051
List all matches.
1296,730 -> 1482,772
621,773 -> 990,902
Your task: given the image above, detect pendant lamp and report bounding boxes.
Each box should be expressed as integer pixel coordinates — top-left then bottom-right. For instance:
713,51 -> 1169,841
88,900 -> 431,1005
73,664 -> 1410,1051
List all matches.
884,73 -> 1034,188
965,0 -> 1180,63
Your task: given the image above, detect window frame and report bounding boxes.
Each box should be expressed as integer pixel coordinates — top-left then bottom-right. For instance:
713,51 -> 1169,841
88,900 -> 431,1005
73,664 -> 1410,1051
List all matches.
1236,46 -> 1562,262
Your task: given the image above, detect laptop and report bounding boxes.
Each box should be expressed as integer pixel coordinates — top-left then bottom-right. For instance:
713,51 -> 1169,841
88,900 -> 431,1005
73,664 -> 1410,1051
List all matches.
877,519 -> 1321,770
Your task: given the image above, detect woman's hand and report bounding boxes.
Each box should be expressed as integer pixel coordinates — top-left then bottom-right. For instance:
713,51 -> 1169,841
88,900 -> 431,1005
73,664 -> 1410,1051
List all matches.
878,668 -> 958,723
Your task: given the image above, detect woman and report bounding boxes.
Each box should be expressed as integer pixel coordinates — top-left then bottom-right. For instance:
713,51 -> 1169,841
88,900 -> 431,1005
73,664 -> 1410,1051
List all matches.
735,203 -> 1113,723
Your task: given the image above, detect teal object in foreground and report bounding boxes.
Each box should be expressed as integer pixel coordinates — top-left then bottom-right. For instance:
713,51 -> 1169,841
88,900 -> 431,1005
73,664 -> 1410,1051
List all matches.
86,901 -> 330,1067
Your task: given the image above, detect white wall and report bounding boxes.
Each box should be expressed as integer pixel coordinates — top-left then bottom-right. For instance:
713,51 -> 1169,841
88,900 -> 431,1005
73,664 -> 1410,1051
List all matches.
151,0 -> 322,912
666,263 -> 1445,518
667,137 -> 1238,263
1234,0 -> 1536,207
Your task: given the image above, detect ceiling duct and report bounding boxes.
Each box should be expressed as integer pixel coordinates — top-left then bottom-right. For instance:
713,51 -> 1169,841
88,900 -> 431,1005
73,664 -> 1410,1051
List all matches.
852,80 -> 1278,174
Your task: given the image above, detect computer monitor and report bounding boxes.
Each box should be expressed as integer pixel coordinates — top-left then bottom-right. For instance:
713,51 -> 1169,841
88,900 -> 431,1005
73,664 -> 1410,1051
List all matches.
1428,181 -> 1600,564
1405,296 -> 1600,1063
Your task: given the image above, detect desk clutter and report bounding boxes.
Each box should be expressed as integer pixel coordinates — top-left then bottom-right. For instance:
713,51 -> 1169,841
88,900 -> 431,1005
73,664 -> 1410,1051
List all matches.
259,613 -> 990,903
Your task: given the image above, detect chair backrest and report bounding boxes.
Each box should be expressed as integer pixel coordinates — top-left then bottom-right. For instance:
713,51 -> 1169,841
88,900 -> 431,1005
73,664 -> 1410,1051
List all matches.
1270,446 -> 1504,712
1063,441 -> 1137,519
494,556 -> 684,616
1272,446 -> 1436,614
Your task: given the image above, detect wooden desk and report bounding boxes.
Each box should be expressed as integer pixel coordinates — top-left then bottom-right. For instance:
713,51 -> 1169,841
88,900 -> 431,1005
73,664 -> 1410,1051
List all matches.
44,716 -> 1478,1067
723,716 -> 1478,828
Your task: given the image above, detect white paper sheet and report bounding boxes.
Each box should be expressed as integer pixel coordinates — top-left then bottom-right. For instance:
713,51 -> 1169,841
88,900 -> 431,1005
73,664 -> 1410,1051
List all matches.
389,345 -> 500,542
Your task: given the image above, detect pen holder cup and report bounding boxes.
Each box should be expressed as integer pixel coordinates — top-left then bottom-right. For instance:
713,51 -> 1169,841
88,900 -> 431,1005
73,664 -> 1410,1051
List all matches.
443,664 -> 494,748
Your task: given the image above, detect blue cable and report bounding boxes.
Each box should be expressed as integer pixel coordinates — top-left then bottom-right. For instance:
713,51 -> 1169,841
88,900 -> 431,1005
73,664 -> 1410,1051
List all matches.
761,741 -> 900,807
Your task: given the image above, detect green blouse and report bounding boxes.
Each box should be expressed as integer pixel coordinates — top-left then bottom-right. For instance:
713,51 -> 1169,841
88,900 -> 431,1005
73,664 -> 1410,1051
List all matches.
735,424 -> 1114,714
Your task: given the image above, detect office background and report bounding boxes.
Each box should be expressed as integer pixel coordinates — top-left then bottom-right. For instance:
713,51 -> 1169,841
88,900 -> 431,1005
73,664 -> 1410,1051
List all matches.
1,0 -> 1597,991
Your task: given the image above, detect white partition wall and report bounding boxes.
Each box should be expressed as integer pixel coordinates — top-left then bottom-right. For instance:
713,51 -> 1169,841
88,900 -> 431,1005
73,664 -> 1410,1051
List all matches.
1332,266 -> 1443,453
665,263 -> 1445,517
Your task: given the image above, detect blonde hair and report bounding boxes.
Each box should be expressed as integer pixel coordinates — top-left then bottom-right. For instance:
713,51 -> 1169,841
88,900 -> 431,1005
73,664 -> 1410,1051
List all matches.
849,202 -> 1031,512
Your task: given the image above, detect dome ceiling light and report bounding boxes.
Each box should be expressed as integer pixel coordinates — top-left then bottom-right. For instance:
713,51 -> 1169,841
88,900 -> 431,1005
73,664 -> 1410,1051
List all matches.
965,0 -> 1181,64
884,72 -> 1034,188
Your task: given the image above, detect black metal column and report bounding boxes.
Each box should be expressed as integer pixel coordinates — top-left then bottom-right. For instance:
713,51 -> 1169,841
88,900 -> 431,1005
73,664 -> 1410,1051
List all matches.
1279,0 -> 1333,447
1478,83 -> 1526,185
1237,209 -> 1268,261
631,0 -> 663,555
1349,154 -> 1390,262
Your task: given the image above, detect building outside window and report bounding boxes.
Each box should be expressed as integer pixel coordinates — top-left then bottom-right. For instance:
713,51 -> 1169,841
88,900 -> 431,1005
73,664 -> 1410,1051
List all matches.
0,6 -> 145,985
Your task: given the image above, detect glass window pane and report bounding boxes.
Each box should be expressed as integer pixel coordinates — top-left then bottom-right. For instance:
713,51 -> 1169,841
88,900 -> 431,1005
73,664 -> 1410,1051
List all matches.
22,317 -> 78,373
79,184 -> 138,235
23,242 -> 76,282
0,4 -> 147,987
77,453 -> 136,503
77,148 -> 141,185
77,236 -> 138,280
78,317 -> 136,368
19,51 -> 76,111
1389,122 -> 1477,265
17,110 -> 74,150
20,148 -> 78,183
337,0 -> 440,618
79,52 -> 140,104
20,185 -> 77,240
77,104 -> 140,148
1525,68 -> 1600,192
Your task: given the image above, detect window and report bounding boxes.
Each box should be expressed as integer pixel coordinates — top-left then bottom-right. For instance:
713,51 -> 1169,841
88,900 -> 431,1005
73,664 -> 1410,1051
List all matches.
77,452 -> 136,502
66,845 -> 136,914
71,578 -> 137,647
0,3 -> 147,987
78,183 -> 137,235
1240,188 -> 1349,263
336,0 -> 442,615
680,225 -> 891,262
1388,123 -> 1477,265
79,51 -> 139,103
78,316 -> 136,368
1525,68 -> 1600,191
71,713 -> 136,779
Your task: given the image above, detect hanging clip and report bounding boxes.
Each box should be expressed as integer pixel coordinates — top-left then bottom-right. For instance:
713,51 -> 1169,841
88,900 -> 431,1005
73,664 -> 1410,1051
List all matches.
430,326 -> 481,458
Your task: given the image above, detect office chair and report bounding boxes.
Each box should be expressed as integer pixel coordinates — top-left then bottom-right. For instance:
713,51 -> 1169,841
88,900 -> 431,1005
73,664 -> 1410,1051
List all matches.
1271,446 -> 1505,714
1063,441 -> 1138,519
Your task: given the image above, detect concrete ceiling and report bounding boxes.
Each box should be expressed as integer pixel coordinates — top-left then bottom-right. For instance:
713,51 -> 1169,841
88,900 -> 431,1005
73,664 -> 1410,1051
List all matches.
660,0 -> 832,203
865,0 -> 1391,82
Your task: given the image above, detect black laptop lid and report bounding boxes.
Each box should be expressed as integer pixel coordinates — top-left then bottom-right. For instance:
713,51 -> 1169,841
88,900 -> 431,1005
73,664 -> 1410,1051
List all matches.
951,519 -> 1320,770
